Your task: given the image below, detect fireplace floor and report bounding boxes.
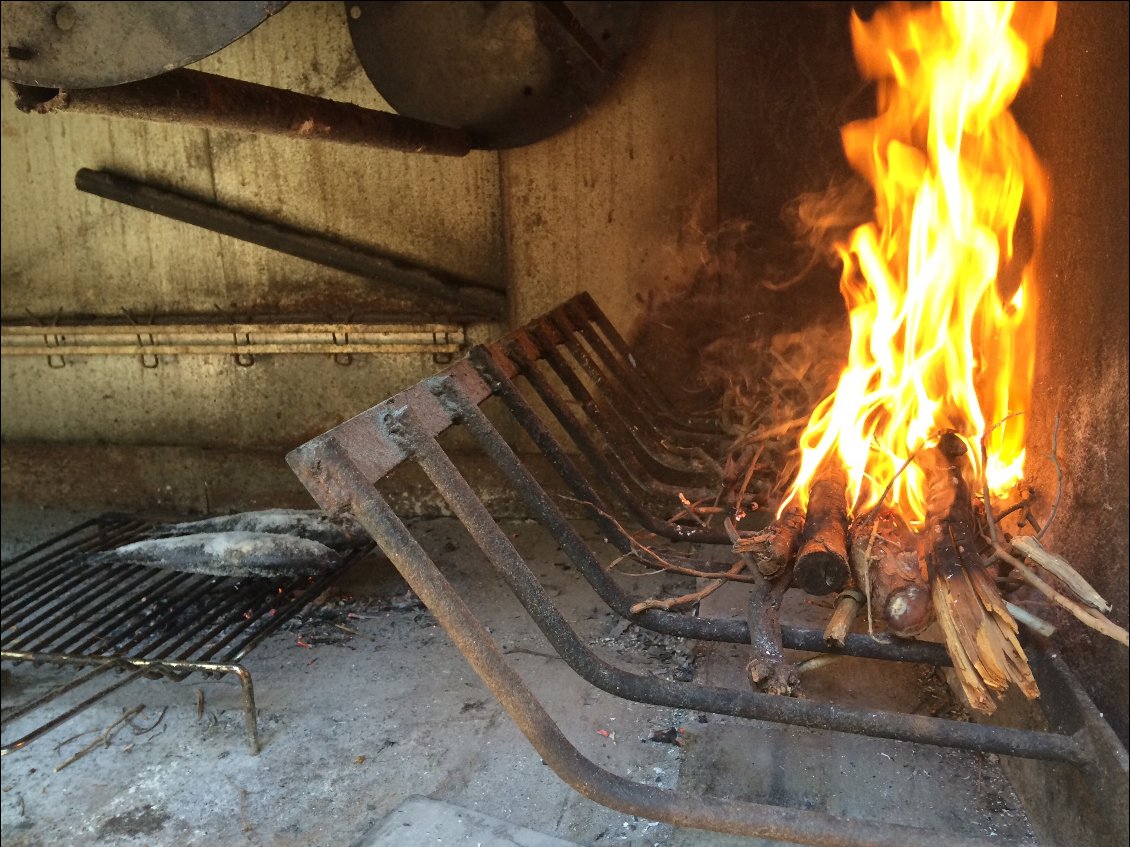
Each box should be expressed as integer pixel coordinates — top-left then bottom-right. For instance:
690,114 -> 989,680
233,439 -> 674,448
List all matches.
1,507 -> 1036,846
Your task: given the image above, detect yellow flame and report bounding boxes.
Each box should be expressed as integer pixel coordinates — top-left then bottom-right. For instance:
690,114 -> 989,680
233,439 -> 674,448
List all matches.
783,1 -> 1056,526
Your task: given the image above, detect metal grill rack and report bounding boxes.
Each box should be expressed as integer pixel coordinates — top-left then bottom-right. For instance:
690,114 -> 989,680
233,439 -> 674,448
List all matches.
1,514 -> 370,755
288,292 -> 1127,847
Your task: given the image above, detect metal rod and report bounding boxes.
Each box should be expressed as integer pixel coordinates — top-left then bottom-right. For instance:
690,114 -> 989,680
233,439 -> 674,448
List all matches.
73,168 -> 506,319
13,68 -> 472,155
548,306 -> 721,455
526,321 -> 717,488
486,343 -> 731,544
560,298 -> 726,441
291,438 -> 1026,847
571,292 -> 723,433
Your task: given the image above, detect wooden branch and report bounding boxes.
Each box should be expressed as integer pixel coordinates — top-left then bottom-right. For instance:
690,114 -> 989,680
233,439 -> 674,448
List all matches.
794,464 -> 850,595
849,510 -> 933,637
823,589 -> 864,647
629,559 -> 747,614
746,563 -> 799,696
924,432 -> 1039,715
1010,535 -> 1111,613
729,504 -> 805,578
994,547 -> 1129,647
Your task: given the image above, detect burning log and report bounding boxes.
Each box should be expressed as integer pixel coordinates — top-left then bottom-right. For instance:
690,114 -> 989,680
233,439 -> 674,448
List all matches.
728,504 -> 805,578
746,564 -> 799,696
793,464 -> 850,595
924,432 -> 1038,715
849,509 -> 934,638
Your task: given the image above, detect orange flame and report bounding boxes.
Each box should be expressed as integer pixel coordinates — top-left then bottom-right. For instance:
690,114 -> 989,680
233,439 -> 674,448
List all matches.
783,1 -> 1057,526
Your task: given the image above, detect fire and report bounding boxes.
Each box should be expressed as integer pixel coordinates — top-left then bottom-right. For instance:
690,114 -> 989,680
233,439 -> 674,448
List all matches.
783,1 -> 1057,526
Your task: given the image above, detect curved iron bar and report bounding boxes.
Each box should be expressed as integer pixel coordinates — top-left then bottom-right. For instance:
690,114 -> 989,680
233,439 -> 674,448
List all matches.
291,435 -> 1023,847
570,292 -> 724,434
476,344 -> 732,545
522,323 -> 716,493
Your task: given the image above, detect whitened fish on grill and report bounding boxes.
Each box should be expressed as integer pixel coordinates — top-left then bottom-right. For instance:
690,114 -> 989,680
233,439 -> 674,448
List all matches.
85,532 -> 341,578
146,509 -> 369,549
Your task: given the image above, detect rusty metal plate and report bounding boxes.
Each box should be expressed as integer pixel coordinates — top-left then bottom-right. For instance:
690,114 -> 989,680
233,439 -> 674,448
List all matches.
344,1 -> 642,149
0,1 -> 289,89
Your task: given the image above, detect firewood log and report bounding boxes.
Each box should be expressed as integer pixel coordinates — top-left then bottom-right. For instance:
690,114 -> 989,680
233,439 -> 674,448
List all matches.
924,432 -> 1038,715
794,464 -> 850,595
730,503 -> 805,578
849,509 -> 934,637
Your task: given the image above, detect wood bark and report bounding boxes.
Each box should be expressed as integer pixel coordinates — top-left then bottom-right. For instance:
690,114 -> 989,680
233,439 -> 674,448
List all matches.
730,503 -> 805,578
746,565 -> 799,696
794,464 -> 850,595
924,432 -> 1038,714
849,509 -> 933,637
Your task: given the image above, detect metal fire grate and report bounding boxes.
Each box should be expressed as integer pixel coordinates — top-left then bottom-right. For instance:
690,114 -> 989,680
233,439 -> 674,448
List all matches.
288,292 -> 1127,847
1,514 -> 370,756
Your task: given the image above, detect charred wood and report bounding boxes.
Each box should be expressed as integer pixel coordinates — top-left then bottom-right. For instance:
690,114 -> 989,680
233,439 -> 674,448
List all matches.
746,563 -> 799,697
729,504 -> 805,578
924,432 -> 1038,715
794,465 -> 850,595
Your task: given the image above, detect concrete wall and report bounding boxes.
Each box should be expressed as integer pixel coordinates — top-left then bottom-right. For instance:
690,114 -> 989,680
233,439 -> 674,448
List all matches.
1018,1 -> 1130,746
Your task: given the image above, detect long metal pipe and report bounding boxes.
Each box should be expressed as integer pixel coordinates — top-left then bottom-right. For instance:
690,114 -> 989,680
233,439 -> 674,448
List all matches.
74,169 -> 506,320
12,67 -> 472,155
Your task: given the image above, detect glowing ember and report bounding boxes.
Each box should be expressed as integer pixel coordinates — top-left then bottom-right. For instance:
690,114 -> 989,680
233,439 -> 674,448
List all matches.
782,1 -> 1057,526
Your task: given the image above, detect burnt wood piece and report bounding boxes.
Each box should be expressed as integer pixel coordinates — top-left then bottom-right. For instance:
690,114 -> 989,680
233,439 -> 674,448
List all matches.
849,509 -> 934,637
794,465 -> 850,595
746,564 -> 799,696
924,432 -> 1038,714
730,503 -> 805,578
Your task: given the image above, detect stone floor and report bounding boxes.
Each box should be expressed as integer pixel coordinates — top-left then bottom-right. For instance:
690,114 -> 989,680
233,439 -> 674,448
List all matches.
2,506 -> 1039,846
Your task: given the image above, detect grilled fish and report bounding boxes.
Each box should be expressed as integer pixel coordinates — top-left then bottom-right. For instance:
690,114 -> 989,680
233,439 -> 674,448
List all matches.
147,509 -> 369,550
86,531 -> 340,578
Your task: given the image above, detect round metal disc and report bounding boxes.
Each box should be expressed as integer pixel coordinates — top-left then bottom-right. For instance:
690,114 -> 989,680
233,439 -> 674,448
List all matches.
345,1 -> 642,149
0,1 -> 289,89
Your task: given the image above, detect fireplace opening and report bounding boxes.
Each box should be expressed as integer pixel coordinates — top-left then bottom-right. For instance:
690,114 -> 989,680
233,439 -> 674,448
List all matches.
1,2 -> 1126,846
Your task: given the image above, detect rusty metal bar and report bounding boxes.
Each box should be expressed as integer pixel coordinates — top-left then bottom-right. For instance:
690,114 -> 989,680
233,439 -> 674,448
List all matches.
525,320 -> 717,489
569,292 -> 723,433
547,305 -> 724,455
288,436 -> 1026,847
13,67 -> 472,155
471,344 -> 732,544
73,169 -> 506,320
557,297 -> 726,442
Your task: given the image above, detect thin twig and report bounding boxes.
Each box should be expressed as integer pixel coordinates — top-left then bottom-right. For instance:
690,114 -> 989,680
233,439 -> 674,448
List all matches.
1036,414 -> 1062,541
127,705 -> 168,735
860,446 -> 925,527
980,412 -> 1024,547
862,519 -> 880,636
560,495 -> 757,583
733,444 -> 764,519
630,560 -> 747,614
995,545 -> 1128,646
55,705 -> 145,772
677,492 -> 707,527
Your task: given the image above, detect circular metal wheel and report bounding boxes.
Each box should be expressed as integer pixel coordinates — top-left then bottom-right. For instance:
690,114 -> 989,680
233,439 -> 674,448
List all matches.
0,1 -> 289,89
344,1 -> 643,149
